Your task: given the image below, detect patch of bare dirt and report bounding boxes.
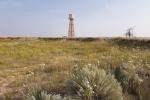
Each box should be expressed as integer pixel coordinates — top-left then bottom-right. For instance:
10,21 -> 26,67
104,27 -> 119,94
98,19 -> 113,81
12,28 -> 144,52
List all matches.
0,77 -> 13,99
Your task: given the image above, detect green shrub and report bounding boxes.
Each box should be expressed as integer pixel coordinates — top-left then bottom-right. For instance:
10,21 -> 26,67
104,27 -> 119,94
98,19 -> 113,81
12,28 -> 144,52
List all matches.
26,91 -> 77,100
66,65 -> 123,100
115,67 -> 131,92
24,84 -> 43,100
115,67 -> 143,99
24,85 -> 76,100
136,68 -> 150,100
140,79 -> 150,100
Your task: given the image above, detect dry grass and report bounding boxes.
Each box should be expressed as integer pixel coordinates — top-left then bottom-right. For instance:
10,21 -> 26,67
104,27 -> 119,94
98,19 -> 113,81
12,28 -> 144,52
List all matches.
0,38 -> 149,100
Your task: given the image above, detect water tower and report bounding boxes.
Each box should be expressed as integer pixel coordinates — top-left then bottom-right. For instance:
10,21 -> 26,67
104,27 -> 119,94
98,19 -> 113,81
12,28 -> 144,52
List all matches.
68,14 -> 75,38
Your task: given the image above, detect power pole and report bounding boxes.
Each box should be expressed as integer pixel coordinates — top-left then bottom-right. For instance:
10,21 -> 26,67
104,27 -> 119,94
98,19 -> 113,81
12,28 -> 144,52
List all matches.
125,27 -> 134,38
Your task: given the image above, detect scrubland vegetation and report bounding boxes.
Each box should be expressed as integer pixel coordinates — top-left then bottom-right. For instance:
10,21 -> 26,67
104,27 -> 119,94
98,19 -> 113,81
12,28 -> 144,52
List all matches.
0,38 -> 149,100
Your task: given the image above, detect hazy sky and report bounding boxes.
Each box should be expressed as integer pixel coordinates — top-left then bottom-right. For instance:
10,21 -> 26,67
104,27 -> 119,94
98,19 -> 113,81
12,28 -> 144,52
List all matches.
0,0 -> 150,37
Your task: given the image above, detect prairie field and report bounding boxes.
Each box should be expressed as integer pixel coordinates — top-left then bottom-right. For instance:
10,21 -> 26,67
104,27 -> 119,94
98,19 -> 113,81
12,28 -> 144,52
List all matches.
0,38 -> 150,100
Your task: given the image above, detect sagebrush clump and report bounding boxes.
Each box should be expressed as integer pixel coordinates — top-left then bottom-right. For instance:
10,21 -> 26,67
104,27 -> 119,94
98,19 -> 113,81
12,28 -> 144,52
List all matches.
66,65 -> 123,100
24,85 -> 76,100
26,92 -> 77,100
115,67 -> 143,99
